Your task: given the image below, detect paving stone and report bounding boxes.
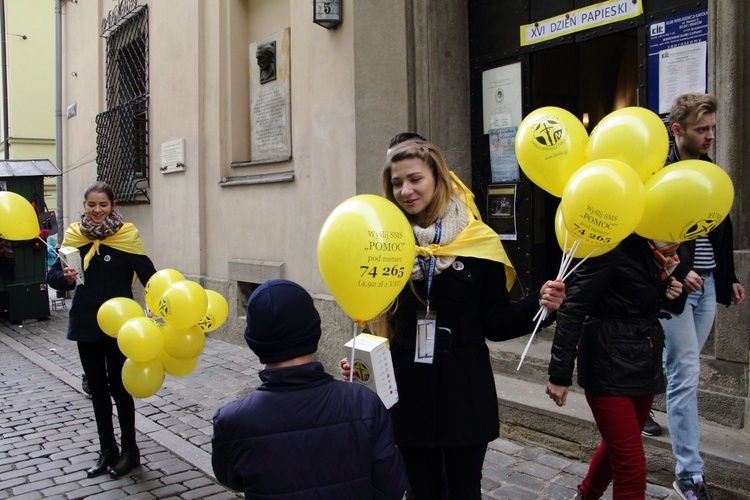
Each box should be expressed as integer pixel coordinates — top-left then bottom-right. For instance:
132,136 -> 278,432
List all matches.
0,314 -> 679,500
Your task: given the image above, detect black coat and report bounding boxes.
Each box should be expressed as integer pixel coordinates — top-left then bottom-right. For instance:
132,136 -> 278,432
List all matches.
211,362 -> 408,500
47,242 -> 156,343
662,146 -> 741,313
548,235 -> 668,396
388,256 -> 548,447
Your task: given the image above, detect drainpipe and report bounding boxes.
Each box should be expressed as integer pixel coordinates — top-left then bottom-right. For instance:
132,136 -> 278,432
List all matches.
55,0 -> 63,229
1,0 -> 9,160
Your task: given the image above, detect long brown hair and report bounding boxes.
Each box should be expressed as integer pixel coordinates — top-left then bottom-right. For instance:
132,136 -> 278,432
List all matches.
373,140 -> 455,339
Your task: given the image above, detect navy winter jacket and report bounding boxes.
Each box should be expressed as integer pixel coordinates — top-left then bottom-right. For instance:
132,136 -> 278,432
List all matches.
211,362 -> 407,499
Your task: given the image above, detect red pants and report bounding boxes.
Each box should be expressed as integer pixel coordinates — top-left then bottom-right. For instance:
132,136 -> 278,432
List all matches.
580,392 -> 654,499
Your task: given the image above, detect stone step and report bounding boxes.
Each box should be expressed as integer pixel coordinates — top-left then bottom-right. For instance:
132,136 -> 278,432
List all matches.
491,355 -> 750,498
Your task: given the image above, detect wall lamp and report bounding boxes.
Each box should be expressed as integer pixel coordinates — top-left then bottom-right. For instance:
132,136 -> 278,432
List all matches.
313,0 -> 342,30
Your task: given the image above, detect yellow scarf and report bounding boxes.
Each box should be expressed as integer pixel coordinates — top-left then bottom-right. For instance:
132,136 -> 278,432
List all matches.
63,222 -> 147,270
413,173 -> 516,291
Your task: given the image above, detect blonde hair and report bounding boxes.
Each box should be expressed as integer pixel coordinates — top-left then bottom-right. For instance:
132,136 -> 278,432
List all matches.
382,140 -> 453,227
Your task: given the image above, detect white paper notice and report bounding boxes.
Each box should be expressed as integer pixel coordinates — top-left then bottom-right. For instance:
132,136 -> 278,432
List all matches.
658,42 -> 707,113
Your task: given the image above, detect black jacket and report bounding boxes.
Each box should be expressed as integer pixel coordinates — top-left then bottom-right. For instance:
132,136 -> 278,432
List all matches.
47,242 -> 156,343
211,362 -> 407,499
548,235 -> 668,396
662,146 -> 741,313
388,256 -> 550,447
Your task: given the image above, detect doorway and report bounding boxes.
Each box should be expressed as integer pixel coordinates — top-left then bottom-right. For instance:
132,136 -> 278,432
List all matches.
528,30 -> 639,288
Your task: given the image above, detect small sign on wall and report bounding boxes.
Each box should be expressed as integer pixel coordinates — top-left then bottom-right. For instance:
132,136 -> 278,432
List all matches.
161,139 -> 185,174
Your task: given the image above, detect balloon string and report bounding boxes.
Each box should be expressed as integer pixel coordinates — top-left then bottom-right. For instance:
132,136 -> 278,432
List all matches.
561,246 -> 600,282
522,238 -> 591,370
349,320 -> 360,383
558,230 -> 570,278
37,236 -> 70,268
517,312 -> 545,371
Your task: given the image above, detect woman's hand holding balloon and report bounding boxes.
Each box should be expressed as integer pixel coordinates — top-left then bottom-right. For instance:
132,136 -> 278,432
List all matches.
539,280 -> 566,312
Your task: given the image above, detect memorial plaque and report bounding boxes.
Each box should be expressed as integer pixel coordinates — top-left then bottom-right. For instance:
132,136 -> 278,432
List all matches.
249,28 -> 291,163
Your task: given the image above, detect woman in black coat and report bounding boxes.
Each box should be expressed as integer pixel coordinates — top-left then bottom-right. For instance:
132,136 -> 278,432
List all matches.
47,182 -> 156,479
546,234 -> 683,499
345,140 -> 566,499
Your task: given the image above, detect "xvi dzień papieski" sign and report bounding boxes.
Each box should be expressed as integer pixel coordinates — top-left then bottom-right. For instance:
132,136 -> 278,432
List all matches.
520,0 -> 643,46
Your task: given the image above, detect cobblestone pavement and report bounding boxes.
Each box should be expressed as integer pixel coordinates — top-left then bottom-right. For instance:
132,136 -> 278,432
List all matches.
0,306 -> 679,499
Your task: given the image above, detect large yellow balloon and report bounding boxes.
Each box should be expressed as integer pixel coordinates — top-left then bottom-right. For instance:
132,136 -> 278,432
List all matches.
0,191 -> 40,240
161,351 -> 199,377
197,290 -> 229,333
122,357 -> 165,398
561,159 -> 645,247
117,317 -> 164,362
158,280 -> 208,329
162,323 -> 205,359
635,160 -> 734,242
515,106 -> 588,197
585,107 -> 669,183
554,205 -> 616,259
97,297 -> 145,338
144,269 -> 185,313
317,195 -> 414,322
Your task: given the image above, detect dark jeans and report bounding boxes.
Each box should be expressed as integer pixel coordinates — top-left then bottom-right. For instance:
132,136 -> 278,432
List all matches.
77,341 -> 136,451
581,392 -> 654,499
399,443 -> 487,500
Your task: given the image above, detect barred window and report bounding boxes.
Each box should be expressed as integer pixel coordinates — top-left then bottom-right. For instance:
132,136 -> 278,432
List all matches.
95,7 -> 149,205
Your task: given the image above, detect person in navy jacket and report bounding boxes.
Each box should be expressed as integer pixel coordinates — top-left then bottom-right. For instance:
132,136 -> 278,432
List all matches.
211,279 -> 407,499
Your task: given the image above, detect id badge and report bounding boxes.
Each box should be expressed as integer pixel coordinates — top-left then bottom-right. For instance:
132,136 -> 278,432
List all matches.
415,311 -> 436,364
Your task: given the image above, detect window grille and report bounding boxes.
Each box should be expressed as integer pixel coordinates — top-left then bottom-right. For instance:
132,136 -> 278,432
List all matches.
95,6 -> 150,205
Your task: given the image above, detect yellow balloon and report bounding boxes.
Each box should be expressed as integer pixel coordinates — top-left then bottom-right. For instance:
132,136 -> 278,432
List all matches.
144,269 -> 185,313
161,351 -> 198,377
122,357 -> 165,398
317,195 -> 414,322
635,160 -> 734,242
0,191 -> 40,240
561,159 -> 645,247
117,317 -> 164,362
585,107 -> 669,184
515,106 -> 588,197
97,297 -> 145,338
197,290 -> 229,332
162,323 -> 206,359
158,280 -> 208,328
554,205 -> 616,258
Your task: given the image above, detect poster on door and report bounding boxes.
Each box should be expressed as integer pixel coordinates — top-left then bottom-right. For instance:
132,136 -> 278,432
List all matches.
488,127 -> 519,183
647,9 -> 708,115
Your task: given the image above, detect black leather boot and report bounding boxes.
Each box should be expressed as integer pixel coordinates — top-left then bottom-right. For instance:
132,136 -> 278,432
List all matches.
86,446 -> 119,477
109,446 -> 140,479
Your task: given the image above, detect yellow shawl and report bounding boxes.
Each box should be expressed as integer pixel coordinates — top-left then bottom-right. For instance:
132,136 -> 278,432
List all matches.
63,222 -> 147,270
413,172 -> 516,291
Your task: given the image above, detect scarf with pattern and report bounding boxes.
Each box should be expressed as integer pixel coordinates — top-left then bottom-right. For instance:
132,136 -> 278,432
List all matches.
62,210 -> 147,270
648,239 -> 681,280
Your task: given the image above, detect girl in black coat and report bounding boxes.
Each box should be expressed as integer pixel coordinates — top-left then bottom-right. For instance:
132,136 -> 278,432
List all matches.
346,140 -> 566,499
546,234 -> 683,499
47,182 -> 156,480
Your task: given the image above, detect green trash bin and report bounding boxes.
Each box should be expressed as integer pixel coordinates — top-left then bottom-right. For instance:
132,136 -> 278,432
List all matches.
0,159 -> 61,322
